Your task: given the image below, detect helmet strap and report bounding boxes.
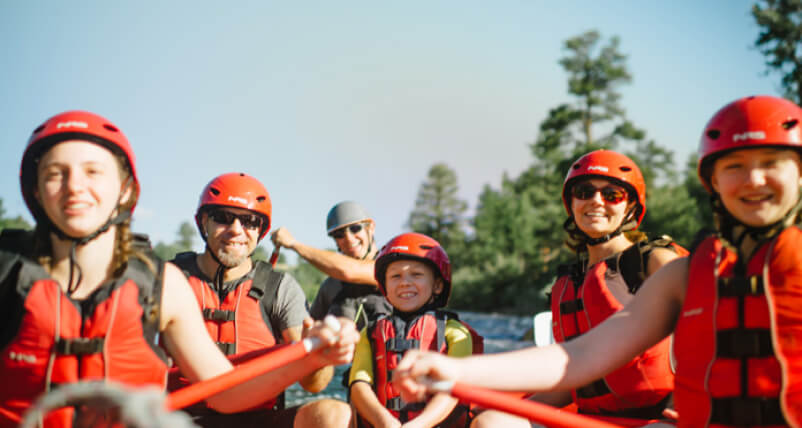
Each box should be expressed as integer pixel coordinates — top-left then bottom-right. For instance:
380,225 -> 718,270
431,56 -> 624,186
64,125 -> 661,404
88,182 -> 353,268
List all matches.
45,178 -> 134,295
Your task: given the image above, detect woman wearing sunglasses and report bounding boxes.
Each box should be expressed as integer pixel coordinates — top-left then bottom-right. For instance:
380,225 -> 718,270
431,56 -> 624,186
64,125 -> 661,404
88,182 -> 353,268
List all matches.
458,150 -> 687,427
395,95 -> 802,427
0,111 -> 359,428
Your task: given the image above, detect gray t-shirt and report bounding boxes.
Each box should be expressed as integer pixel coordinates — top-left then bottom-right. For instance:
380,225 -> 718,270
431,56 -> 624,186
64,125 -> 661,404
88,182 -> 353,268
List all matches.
172,254 -> 309,342
310,276 -> 392,331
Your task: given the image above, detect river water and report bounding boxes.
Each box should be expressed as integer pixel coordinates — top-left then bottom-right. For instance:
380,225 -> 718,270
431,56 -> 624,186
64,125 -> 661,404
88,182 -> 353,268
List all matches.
286,311 -> 534,406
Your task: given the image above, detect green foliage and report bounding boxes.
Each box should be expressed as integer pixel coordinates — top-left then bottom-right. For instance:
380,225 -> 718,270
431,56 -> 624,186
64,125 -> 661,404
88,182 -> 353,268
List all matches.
444,30 -> 709,314
753,0 -> 802,103
0,198 -> 32,233
407,163 -> 468,260
284,258 -> 327,303
152,221 -> 196,260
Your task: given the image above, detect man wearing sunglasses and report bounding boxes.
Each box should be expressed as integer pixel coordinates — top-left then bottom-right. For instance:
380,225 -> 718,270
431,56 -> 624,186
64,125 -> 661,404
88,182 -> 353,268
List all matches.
168,173 -> 353,428
271,201 -> 392,331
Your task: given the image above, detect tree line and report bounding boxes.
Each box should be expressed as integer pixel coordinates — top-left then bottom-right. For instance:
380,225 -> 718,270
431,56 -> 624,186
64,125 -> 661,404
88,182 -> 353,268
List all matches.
408,2 -> 802,313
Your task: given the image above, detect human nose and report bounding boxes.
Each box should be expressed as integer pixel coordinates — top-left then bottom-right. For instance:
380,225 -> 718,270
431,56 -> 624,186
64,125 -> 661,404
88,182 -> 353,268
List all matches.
745,166 -> 767,187
228,217 -> 246,233
65,170 -> 87,193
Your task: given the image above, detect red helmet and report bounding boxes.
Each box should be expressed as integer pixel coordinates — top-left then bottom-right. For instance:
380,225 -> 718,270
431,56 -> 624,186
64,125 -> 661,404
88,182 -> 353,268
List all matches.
374,233 -> 452,308
20,110 -> 138,222
562,150 -> 646,226
698,95 -> 802,193
195,172 -> 272,240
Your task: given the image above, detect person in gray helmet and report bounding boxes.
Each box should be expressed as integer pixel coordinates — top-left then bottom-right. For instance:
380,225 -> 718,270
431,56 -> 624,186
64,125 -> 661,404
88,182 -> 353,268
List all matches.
271,201 -> 391,330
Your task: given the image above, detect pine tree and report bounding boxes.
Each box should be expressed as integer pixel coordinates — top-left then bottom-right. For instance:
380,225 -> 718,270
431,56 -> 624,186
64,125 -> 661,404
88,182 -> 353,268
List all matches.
407,163 -> 468,253
753,0 -> 802,103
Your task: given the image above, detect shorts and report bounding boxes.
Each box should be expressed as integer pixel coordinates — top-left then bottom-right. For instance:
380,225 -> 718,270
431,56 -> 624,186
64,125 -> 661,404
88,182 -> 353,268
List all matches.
191,405 -> 300,428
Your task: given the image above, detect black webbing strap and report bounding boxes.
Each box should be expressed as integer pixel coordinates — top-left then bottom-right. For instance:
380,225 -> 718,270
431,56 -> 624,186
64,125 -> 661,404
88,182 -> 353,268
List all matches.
202,308 -> 236,322
582,394 -> 671,420
575,378 -> 610,399
559,299 -> 584,314
718,275 -> 764,296
215,341 -> 236,355
711,397 -> 785,426
249,261 -> 285,340
716,329 -> 774,358
55,337 -> 104,355
386,338 -> 420,353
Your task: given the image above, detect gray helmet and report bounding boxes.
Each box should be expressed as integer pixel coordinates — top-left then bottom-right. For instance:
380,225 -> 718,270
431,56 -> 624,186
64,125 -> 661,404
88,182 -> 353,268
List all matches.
326,201 -> 372,234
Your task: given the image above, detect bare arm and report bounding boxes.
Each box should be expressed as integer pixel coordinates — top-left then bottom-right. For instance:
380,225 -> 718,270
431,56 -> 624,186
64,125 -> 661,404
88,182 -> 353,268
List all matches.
283,321 -> 334,393
271,227 -> 377,285
401,393 -> 460,428
160,263 -> 358,413
646,246 -> 683,276
351,381 -> 401,428
395,258 -> 688,397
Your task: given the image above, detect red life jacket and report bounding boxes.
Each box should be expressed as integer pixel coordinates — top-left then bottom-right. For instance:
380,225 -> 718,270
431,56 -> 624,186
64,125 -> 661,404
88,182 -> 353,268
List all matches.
369,310 -> 481,424
673,228 -> 802,428
0,245 -> 168,428
551,237 -> 682,417
170,253 -> 284,412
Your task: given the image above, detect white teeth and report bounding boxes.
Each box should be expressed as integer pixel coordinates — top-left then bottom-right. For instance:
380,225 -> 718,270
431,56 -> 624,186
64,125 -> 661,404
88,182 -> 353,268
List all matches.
743,195 -> 771,202
586,213 -> 605,217
399,292 -> 416,298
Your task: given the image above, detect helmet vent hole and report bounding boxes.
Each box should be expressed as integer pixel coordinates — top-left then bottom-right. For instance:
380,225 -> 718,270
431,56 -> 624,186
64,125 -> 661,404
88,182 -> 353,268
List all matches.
573,164 -> 581,170
257,196 -> 266,202
209,188 -> 220,196
102,124 -> 119,133
32,124 -> 45,134
706,130 -> 721,140
782,119 -> 799,130
420,245 -> 434,250
620,166 -> 632,172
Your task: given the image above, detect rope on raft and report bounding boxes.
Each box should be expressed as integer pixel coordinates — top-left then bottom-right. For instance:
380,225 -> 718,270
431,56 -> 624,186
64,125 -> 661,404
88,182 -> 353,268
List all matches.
20,381 -> 198,428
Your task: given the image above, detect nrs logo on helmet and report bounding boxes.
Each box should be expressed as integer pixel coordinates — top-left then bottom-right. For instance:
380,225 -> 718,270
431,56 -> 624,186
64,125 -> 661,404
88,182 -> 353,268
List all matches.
732,131 -> 766,142
56,121 -> 89,129
227,196 -> 248,205
587,165 -> 609,173
389,246 -> 409,251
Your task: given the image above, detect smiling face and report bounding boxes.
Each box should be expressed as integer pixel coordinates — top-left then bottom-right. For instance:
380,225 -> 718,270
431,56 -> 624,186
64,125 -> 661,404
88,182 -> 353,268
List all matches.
202,206 -> 261,268
332,220 -> 375,259
384,259 -> 443,313
570,178 -> 636,238
35,141 -> 130,238
711,148 -> 802,227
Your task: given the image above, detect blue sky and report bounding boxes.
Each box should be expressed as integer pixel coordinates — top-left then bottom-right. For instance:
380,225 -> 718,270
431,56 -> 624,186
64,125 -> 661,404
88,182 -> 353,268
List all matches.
0,1 -> 779,260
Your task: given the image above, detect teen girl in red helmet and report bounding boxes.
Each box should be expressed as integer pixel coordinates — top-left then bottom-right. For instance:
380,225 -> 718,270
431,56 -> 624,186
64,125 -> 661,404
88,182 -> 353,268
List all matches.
395,95 -> 802,428
0,111 -> 359,428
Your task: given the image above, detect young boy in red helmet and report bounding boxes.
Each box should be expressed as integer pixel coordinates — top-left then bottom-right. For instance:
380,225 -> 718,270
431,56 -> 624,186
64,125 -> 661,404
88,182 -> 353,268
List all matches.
349,233 -> 479,428
394,95 -> 802,428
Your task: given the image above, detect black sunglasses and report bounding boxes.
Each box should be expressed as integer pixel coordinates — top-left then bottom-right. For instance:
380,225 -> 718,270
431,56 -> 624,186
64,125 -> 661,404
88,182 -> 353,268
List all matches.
208,209 -> 263,230
329,223 -> 365,239
571,182 -> 628,204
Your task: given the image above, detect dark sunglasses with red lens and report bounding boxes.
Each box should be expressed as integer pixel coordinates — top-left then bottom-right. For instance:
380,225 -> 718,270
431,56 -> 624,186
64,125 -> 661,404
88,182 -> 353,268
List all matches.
571,182 -> 628,204
329,223 -> 365,239
208,209 -> 263,230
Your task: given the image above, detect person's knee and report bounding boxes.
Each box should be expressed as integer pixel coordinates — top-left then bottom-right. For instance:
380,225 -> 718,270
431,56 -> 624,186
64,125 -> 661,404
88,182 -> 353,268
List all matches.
294,399 -> 352,428
471,409 -> 531,428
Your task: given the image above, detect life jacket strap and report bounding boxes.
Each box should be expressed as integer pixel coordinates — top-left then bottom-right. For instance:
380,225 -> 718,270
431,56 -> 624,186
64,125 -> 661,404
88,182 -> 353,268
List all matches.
559,299 -> 584,314
718,275 -> 764,296
203,308 -> 236,322
386,338 -> 420,353
55,337 -> 104,355
575,378 -> 610,398
716,329 -> 774,358
711,397 -> 785,426
215,341 -> 236,355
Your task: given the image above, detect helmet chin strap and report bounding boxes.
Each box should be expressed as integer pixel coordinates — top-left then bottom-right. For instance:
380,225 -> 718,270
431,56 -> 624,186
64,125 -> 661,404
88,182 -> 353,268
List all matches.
564,209 -> 638,251
713,191 -> 802,261
47,178 -> 134,296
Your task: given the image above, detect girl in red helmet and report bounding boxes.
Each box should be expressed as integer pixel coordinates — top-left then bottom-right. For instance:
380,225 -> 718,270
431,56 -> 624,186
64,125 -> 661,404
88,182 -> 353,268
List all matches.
0,111 -> 359,428
395,96 -> 802,428
349,233 -> 481,428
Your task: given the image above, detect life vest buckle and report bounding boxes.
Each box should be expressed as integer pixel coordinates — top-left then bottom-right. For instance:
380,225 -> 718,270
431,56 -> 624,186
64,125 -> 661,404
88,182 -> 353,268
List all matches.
203,308 -> 236,322
55,337 -> 104,355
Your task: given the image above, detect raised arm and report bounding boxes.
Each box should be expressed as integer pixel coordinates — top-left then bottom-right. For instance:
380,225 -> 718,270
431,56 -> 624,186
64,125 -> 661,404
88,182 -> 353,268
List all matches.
272,226 -> 377,285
